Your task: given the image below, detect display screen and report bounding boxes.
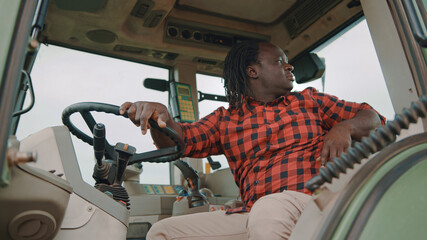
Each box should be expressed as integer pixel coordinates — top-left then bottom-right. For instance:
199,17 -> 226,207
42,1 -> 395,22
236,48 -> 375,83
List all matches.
177,86 -> 190,96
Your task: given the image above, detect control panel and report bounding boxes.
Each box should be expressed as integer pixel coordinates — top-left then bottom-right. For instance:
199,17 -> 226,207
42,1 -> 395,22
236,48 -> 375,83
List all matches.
173,82 -> 197,122
140,184 -> 183,195
165,18 -> 270,49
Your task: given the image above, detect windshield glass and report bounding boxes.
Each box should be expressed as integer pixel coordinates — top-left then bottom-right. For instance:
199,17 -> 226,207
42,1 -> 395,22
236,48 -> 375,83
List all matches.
16,45 -> 171,185
196,73 -> 229,172
296,18 -> 395,120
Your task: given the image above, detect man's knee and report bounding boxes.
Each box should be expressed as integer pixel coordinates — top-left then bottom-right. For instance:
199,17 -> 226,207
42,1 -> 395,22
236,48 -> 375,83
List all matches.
146,220 -> 168,240
250,191 -> 309,217
247,191 -> 311,240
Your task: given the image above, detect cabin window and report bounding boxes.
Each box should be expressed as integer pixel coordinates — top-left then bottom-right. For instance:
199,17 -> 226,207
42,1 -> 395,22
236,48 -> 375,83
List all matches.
16,45 -> 171,185
196,73 -> 230,172
294,18 -> 395,120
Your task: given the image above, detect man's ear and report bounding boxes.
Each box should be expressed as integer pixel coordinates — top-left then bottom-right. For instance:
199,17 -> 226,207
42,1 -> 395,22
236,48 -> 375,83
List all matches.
246,64 -> 258,79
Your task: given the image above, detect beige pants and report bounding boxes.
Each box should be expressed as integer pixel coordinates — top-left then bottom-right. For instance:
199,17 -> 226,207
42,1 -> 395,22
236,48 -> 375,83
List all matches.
147,191 -> 311,240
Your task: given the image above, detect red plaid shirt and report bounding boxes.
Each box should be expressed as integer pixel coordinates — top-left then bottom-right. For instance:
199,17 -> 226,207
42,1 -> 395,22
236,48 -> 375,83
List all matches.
179,87 -> 385,213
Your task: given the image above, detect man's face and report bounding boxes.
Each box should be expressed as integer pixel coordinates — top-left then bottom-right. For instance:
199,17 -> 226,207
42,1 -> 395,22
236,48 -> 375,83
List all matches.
252,42 -> 295,97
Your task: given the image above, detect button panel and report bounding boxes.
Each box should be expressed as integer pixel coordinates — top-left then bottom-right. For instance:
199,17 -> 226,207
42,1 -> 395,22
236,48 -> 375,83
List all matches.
176,83 -> 196,122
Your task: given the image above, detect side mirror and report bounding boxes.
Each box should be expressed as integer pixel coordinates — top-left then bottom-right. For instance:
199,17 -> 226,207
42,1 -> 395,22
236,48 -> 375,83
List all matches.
290,53 -> 325,84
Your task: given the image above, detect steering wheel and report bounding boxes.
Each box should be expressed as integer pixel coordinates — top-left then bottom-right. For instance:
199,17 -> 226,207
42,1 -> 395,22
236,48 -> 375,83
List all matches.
61,102 -> 184,164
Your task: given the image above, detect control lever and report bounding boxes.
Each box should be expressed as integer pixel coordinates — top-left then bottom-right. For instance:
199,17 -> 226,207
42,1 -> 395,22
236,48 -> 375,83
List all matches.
94,142 -> 135,209
114,143 -> 136,185
206,156 -> 221,170
93,123 -> 105,166
174,160 -> 208,208
92,123 -> 116,185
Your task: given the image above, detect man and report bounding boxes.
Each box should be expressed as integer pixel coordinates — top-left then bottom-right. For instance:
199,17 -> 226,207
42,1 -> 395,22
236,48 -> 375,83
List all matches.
120,40 -> 385,239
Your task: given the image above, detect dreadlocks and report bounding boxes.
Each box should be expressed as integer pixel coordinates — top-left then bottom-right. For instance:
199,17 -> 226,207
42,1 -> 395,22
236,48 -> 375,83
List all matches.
223,39 -> 268,112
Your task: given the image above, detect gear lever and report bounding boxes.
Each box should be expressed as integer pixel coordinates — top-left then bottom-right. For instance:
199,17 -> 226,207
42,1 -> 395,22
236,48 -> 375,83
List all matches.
92,123 -> 116,185
174,160 -> 208,208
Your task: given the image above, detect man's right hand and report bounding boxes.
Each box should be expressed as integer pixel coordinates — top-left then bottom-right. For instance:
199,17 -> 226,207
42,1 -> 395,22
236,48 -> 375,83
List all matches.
119,101 -> 171,135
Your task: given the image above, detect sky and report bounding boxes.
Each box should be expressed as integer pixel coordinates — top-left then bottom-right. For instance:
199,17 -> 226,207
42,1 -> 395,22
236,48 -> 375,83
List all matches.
15,19 -> 395,186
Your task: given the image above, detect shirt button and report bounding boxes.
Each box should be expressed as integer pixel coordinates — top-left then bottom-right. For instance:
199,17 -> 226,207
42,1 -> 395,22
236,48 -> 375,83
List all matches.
254,180 -> 259,185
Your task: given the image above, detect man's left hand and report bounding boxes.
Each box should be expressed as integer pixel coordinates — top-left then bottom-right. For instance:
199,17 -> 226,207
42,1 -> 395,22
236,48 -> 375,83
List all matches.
319,122 -> 352,165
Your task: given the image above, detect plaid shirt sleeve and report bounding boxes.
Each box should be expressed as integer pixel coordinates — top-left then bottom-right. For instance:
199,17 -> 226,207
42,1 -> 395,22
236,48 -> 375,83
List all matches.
178,107 -> 225,158
309,87 -> 386,129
